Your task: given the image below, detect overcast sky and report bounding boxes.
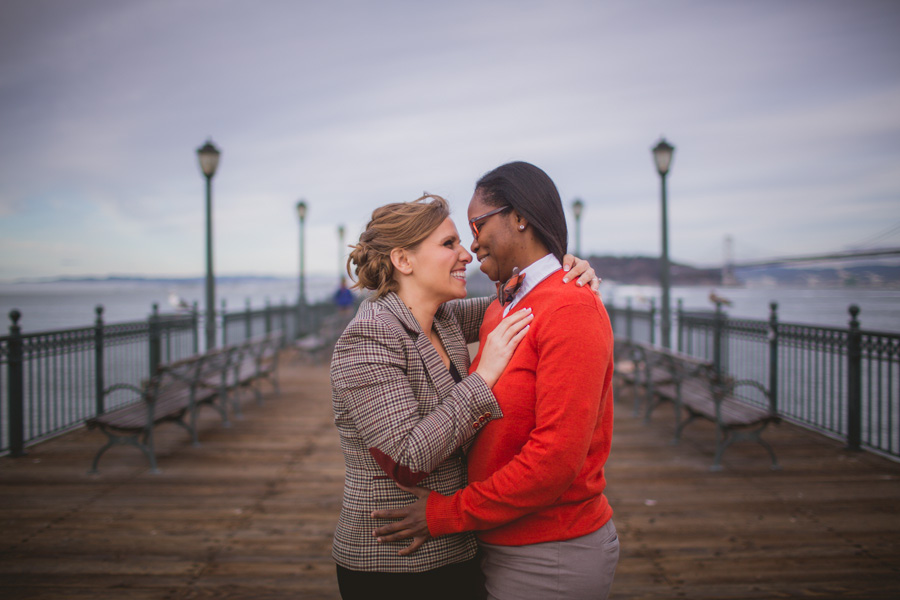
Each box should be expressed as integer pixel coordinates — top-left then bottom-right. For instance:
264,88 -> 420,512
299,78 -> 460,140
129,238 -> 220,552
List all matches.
1,0 -> 898,281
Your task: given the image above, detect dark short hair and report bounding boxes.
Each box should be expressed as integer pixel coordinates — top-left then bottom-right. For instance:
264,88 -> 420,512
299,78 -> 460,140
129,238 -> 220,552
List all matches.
475,161 -> 568,262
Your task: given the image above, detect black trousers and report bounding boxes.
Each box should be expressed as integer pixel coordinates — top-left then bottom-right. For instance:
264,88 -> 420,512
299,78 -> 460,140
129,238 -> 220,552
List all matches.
336,557 -> 483,600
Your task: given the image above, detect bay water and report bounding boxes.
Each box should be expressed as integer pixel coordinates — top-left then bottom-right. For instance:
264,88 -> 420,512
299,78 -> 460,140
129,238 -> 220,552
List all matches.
0,278 -> 898,336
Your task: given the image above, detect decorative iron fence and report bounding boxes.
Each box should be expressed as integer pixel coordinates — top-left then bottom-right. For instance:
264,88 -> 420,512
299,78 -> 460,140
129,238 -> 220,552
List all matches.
223,300 -> 296,346
222,299 -> 354,346
1,299 -> 343,456
609,301 -> 900,459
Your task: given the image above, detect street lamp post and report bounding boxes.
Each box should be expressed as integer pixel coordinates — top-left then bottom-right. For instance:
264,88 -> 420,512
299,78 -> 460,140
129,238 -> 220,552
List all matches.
337,224 -> 346,284
571,198 -> 584,257
296,200 -> 307,306
196,139 -> 221,351
652,137 -> 675,349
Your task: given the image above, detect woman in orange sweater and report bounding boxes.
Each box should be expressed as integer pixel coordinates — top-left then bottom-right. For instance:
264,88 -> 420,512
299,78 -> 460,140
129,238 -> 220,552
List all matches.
373,162 -> 618,600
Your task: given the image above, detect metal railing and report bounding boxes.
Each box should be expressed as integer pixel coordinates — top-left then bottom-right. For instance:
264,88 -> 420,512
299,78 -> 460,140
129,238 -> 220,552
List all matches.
609,301 -> 900,459
1,299 -> 346,456
222,299 -> 354,346
223,300 -> 296,346
0,305 -> 197,456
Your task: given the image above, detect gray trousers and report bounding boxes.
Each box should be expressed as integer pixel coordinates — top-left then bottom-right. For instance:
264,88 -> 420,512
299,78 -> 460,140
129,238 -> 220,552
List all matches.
480,519 -> 619,600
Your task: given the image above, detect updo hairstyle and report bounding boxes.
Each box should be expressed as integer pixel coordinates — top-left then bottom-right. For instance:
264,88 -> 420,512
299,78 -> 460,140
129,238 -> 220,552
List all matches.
347,194 -> 450,299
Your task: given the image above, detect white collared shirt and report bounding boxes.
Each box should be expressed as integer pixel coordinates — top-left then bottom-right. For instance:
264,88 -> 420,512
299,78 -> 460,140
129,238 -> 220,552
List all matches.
502,253 -> 562,317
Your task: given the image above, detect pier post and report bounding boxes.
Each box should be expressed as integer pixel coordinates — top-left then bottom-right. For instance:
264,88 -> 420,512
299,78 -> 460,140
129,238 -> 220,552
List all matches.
245,299 -> 252,342
192,302 -> 200,354
625,298 -> 633,342
713,301 -> 725,376
265,298 -> 272,335
94,305 -> 105,415
149,304 -> 161,376
649,298 -> 656,346
847,305 -> 862,451
7,310 -> 25,457
279,300 -> 288,347
676,299 -> 684,353
221,300 -> 228,346
768,302 -> 779,414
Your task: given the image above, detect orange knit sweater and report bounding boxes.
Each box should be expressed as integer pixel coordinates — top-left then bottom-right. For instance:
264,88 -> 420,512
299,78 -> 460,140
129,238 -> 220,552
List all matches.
426,270 -> 615,545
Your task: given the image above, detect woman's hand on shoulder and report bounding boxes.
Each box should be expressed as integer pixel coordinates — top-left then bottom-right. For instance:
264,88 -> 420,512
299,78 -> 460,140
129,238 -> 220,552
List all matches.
474,307 -> 533,387
562,254 -> 602,298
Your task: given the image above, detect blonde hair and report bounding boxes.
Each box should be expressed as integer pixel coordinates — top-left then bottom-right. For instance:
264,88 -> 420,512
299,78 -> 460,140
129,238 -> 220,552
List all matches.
347,194 -> 450,299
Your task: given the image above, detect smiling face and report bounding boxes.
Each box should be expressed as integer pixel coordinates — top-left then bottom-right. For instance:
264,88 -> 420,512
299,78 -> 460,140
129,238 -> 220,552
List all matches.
467,189 -> 518,282
406,217 -> 473,303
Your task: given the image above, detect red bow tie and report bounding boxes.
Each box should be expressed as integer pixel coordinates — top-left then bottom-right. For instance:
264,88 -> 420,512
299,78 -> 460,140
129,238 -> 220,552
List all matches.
496,269 -> 525,306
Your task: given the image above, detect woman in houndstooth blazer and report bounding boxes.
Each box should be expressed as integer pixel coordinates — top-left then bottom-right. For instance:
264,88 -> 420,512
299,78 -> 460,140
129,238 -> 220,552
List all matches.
331,194 -> 597,599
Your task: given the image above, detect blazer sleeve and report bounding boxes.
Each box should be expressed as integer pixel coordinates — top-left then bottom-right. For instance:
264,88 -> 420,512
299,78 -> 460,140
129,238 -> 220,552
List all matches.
447,296 -> 494,344
331,317 -> 500,487
425,300 -> 611,535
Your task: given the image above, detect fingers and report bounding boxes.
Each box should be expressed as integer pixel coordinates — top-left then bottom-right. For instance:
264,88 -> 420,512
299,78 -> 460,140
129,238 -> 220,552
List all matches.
398,535 -> 428,556
491,308 -> 533,341
396,483 -> 430,499
373,516 -> 415,537
503,306 -> 532,323
561,256 -> 587,282
509,324 -> 531,345
572,264 -> 594,286
375,526 -> 417,543
371,508 -> 410,520
502,308 -> 533,331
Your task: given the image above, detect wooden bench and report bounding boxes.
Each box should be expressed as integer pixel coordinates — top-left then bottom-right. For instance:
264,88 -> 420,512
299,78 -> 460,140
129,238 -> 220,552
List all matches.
86,334 -> 284,474
194,345 -> 238,425
614,340 -> 682,421
229,331 -> 283,416
86,354 -> 221,473
653,351 -> 780,471
294,314 -> 350,364
615,340 -> 779,471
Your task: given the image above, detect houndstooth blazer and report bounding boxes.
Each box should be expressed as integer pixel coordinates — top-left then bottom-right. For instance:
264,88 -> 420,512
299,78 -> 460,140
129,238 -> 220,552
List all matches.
330,292 -> 499,573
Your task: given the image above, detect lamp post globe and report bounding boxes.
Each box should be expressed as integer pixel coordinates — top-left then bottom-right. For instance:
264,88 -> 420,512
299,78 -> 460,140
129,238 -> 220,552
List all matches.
652,137 -> 675,348
196,139 -> 221,351
571,198 -> 584,257
652,138 -> 675,177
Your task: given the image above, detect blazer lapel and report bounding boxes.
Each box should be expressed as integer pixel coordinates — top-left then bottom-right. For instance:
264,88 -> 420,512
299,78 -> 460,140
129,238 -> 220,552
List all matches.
434,303 -> 470,379
378,293 -> 456,395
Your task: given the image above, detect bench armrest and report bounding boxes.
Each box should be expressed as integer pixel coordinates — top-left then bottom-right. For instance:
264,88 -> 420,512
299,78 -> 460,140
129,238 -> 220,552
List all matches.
732,379 -> 769,396
102,382 -> 146,399
732,379 -> 776,414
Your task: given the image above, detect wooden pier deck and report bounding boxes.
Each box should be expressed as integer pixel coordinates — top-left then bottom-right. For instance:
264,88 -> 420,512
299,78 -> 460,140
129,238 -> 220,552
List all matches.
2,358 -> 899,599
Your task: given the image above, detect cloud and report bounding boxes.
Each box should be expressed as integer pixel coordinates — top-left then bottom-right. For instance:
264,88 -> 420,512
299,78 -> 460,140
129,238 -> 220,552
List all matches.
1,0 -> 899,279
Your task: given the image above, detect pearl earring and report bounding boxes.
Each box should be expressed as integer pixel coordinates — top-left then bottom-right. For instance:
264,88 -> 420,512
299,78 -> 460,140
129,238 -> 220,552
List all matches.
519,225 -> 525,231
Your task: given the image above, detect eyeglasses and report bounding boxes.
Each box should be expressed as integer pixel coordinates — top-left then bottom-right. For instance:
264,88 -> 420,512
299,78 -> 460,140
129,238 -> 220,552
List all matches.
468,206 -> 510,239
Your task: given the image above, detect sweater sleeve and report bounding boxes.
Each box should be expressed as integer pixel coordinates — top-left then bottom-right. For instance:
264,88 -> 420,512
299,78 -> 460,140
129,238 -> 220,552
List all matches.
426,300 -> 611,536
331,318 -> 500,487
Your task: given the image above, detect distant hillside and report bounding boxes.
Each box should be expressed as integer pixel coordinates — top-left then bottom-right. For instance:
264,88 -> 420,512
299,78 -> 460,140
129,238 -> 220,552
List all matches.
465,255 -> 721,295
465,256 -> 900,291
587,255 -> 721,285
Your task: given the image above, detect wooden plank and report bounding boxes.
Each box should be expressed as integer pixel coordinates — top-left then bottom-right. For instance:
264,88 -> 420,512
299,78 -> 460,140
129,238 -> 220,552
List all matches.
2,356 -> 900,599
